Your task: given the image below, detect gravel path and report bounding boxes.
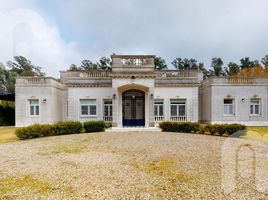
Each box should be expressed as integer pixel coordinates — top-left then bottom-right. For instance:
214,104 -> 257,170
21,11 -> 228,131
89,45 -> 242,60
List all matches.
0,132 -> 267,199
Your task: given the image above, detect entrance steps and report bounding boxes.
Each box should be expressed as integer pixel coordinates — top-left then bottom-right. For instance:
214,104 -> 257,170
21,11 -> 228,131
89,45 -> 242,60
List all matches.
105,127 -> 161,132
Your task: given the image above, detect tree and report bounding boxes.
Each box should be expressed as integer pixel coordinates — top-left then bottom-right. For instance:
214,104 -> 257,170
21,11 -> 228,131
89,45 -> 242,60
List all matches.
154,57 -> 167,70
68,64 -> 79,71
225,62 -> 240,76
9,56 -> 45,77
261,55 -> 268,67
171,57 -> 202,70
97,57 -> 112,70
80,60 -> 97,70
0,63 -> 15,93
240,57 -> 254,69
209,57 -> 225,76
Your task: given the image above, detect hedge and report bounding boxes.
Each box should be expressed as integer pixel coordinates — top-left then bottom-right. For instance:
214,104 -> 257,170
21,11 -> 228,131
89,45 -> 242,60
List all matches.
159,122 -> 246,136
16,121 -> 106,140
84,121 -> 106,132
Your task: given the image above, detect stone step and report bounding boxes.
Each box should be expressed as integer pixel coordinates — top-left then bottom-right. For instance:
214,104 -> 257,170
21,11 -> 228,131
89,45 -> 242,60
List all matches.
105,127 -> 161,132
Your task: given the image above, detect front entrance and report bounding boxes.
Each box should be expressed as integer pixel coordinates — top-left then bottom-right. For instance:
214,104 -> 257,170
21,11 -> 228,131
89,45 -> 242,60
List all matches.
122,90 -> 145,127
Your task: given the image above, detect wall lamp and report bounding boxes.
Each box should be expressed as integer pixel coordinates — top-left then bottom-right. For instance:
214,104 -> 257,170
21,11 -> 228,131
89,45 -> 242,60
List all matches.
113,93 -> 116,99
43,99 -> 47,103
150,93 -> 154,99
241,98 -> 245,103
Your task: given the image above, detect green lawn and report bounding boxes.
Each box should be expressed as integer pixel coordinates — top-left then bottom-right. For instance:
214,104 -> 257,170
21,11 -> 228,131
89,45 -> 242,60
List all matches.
0,127 -> 18,144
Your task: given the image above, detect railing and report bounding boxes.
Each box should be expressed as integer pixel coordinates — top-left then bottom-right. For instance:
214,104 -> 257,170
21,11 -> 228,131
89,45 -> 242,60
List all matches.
228,77 -> 256,84
26,78 -> 46,84
103,116 -> 113,122
156,70 -> 199,78
121,58 -> 147,66
80,71 -> 109,78
170,116 -> 187,122
80,116 -> 98,121
154,116 -> 165,122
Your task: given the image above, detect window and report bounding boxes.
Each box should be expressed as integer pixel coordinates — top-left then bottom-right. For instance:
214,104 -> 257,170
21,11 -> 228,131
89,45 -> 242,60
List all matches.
29,99 -> 39,116
224,99 -> 234,115
154,99 -> 164,116
80,99 -> 97,116
170,99 -> 186,116
103,99 -> 112,117
250,99 -> 261,115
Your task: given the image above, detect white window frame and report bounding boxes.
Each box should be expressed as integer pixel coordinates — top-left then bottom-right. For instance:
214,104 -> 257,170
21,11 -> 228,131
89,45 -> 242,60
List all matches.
170,99 -> 187,117
103,99 -> 112,117
250,98 -> 261,116
154,99 -> 164,117
223,98 -> 235,116
29,99 -> 40,117
80,99 -> 97,117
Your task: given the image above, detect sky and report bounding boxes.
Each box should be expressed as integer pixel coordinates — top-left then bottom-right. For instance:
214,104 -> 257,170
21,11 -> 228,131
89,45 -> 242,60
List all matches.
0,0 -> 268,77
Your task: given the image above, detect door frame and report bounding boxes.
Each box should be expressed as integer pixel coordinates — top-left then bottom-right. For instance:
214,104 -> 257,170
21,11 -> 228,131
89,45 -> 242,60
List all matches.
122,89 -> 145,127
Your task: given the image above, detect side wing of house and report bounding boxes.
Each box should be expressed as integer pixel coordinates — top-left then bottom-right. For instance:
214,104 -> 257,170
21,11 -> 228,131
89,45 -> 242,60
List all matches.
15,77 -> 67,127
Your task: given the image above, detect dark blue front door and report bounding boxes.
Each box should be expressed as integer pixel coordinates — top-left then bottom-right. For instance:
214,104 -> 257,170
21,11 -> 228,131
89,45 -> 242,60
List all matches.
123,90 -> 145,127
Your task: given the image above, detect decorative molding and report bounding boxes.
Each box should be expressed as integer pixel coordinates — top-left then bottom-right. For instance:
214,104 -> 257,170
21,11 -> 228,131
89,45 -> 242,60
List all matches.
66,83 -> 112,87
155,83 -> 200,87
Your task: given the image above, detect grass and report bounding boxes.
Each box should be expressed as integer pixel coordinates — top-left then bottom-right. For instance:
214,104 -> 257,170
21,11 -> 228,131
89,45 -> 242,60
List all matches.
243,126 -> 268,143
0,174 -> 54,199
0,127 -> 17,144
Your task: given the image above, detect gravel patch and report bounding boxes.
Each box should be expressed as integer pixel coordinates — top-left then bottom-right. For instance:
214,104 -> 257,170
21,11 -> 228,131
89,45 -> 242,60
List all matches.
0,132 -> 267,199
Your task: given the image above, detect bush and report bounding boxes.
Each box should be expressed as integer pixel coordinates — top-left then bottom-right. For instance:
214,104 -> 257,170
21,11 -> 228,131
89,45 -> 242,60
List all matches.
16,121 -> 82,139
54,121 -> 82,135
159,122 -> 201,133
159,122 -> 246,136
15,124 -> 56,139
84,121 -> 106,132
205,123 -> 246,136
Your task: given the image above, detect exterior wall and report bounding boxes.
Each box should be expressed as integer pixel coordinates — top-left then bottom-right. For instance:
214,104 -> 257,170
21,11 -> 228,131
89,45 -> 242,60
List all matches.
200,86 -> 212,123
154,87 -> 199,122
15,85 -> 67,127
67,87 -> 112,122
209,85 -> 268,126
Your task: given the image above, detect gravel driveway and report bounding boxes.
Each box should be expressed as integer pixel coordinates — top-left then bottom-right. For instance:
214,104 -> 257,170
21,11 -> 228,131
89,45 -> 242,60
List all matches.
0,132 -> 267,199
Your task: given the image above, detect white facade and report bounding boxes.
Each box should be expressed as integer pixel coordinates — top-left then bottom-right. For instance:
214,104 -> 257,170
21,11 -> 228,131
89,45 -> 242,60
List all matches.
15,55 -> 268,127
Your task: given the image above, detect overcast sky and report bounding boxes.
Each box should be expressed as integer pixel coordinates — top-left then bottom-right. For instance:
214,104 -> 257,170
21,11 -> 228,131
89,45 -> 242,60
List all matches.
0,0 -> 268,77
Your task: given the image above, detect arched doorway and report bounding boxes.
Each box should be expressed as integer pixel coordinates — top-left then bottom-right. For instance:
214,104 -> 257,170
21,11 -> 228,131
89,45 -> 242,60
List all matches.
122,90 -> 145,127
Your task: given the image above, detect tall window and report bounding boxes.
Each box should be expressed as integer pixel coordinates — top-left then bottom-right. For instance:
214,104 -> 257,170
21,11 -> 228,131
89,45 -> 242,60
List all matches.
224,99 -> 234,115
29,99 -> 39,116
103,99 -> 112,117
154,99 -> 164,116
250,98 -> 261,115
170,99 -> 186,116
80,99 -> 97,116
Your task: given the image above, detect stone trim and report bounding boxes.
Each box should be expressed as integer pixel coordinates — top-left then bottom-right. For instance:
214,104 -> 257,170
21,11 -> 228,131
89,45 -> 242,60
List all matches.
66,83 -> 112,87
155,83 -> 200,87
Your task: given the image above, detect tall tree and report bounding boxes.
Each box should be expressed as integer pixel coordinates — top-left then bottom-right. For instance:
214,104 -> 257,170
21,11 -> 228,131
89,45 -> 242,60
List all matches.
225,62 -> 240,76
68,64 -> 79,71
154,57 -> 167,70
261,55 -> 268,67
0,63 -> 15,93
80,60 -> 97,70
171,57 -> 202,70
97,57 -> 112,70
209,57 -> 225,76
240,57 -> 254,69
8,56 -> 45,77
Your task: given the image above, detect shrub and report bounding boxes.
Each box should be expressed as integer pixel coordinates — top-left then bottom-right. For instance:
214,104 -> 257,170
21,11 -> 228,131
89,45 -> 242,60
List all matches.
84,121 -> 106,132
54,121 -> 82,135
15,124 -> 56,139
16,121 -> 82,139
159,122 -> 201,133
205,123 -> 246,136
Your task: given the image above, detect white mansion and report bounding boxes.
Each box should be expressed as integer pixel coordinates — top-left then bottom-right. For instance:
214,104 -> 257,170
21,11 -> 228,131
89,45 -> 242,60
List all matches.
15,55 -> 268,127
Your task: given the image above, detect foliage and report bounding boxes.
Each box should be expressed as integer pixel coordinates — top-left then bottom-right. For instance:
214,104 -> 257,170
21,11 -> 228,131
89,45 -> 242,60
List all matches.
0,101 -> 15,126
154,57 -> 167,70
171,58 -> 202,70
8,56 -> 45,77
80,60 -> 98,70
238,66 -> 268,77
84,121 -> 106,132
97,57 -> 112,70
159,122 -> 246,136
16,121 -> 83,139
240,57 -> 255,69
209,57 -> 225,76
261,55 -> 268,67
159,122 -> 201,133
224,62 -> 240,76
68,64 -> 79,71
54,121 -> 82,135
